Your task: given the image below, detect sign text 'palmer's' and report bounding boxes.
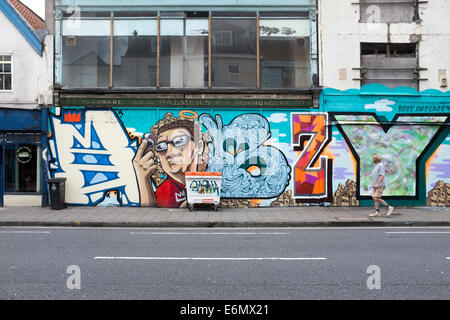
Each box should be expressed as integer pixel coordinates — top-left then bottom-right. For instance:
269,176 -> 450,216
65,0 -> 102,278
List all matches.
61,98 -> 313,108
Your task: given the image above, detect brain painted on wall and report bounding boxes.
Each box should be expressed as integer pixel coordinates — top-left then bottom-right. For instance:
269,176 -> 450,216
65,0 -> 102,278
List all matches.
199,113 -> 291,199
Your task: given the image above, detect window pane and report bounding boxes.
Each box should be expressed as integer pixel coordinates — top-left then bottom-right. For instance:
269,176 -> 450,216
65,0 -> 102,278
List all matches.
260,19 -> 311,88
212,18 -> 257,87
160,36 -> 183,87
5,74 -> 11,90
113,19 -> 157,87
5,144 -> 39,193
160,19 -> 183,87
62,36 -> 110,87
186,19 -> 208,87
160,19 -> 184,36
159,18 -> 209,88
114,11 -> 157,18
4,63 -> 11,73
113,36 -> 157,87
360,0 -> 416,23
115,19 -> 157,36
62,19 -> 110,36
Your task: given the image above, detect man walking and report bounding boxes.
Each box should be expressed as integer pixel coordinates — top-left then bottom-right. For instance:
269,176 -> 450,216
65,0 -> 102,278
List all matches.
369,154 -> 394,217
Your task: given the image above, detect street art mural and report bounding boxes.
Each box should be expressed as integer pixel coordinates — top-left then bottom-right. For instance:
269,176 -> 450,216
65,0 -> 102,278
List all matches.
199,113 -> 290,199
47,84 -> 449,207
291,113 -> 332,201
333,114 -> 447,197
323,85 -> 450,207
48,109 -> 140,206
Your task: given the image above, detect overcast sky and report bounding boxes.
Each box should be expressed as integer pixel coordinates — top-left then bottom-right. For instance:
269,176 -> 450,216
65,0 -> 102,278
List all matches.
21,0 -> 45,19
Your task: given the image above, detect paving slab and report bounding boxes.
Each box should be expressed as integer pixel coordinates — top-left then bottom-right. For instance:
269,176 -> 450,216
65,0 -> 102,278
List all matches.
0,206 -> 448,228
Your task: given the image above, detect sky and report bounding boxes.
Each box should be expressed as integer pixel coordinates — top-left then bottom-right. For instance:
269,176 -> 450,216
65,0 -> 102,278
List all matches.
20,0 -> 45,19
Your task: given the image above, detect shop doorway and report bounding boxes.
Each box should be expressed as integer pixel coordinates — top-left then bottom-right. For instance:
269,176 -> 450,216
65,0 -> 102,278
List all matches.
1,133 -> 43,206
4,144 -> 41,193
0,144 -> 3,207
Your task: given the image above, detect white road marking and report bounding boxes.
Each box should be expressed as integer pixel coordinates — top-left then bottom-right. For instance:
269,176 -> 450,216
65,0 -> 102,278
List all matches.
95,256 -> 327,261
130,232 -> 288,235
0,231 -> 50,234
386,232 -> 450,234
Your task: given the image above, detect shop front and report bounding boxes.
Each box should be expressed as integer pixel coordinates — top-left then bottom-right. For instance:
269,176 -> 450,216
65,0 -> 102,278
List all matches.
49,94 -> 322,208
321,84 -> 450,207
0,108 -> 48,207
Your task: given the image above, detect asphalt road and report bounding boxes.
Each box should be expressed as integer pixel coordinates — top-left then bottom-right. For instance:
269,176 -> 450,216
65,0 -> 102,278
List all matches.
0,226 -> 449,300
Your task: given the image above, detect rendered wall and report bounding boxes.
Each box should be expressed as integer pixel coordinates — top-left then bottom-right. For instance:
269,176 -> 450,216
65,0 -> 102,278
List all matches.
46,85 -> 449,207
318,0 -> 450,91
0,9 -> 53,109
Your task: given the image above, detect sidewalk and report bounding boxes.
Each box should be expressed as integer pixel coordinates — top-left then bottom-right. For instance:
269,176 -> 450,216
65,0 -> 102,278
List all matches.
0,205 -> 449,228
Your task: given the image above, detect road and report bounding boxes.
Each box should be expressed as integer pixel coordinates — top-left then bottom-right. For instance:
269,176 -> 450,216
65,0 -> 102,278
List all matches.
0,226 -> 449,300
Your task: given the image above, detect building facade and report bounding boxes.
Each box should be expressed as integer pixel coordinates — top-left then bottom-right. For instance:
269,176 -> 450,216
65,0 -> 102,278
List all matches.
49,0 -> 326,208
0,0 -> 52,206
319,0 -> 450,91
47,0 -> 449,208
318,0 -> 450,207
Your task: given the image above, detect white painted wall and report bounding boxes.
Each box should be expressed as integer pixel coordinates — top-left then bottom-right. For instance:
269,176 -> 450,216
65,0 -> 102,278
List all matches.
318,0 -> 450,91
0,10 -> 53,109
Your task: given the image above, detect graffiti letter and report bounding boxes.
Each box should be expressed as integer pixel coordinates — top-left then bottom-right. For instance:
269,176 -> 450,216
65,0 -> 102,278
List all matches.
291,113 -> 332,200
48,110 -> 140,206
334,115 -> 448,197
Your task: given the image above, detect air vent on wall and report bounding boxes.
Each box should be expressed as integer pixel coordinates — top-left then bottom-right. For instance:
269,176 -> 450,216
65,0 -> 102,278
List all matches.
296,38 -> 305,48
67,37 -> 77,46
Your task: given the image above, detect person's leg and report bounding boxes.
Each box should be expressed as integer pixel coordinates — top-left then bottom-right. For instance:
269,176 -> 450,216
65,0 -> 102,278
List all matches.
369,197 -> 382,217
385,198 -> 394,216
379,198 -> 388,207
374,198 -> 380,210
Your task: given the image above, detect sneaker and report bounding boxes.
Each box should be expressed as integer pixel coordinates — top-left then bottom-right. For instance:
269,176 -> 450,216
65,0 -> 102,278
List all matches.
387,206 -> 394,216
369,211 -> 382,217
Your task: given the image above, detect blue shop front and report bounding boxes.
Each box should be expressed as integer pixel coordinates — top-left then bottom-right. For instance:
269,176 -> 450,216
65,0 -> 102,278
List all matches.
0,108 -> 48,207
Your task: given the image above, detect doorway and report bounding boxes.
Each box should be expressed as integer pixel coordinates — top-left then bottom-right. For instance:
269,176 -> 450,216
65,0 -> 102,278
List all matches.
0,143 -> 3,207
1,133 -> 43,206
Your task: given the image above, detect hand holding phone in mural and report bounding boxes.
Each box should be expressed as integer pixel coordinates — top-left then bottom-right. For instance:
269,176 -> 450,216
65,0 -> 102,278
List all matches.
133,139 -> 157,206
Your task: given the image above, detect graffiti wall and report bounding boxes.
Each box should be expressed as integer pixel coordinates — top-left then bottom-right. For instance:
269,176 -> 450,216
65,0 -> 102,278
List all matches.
47,85 -> 449,207
323,85 -> 449,207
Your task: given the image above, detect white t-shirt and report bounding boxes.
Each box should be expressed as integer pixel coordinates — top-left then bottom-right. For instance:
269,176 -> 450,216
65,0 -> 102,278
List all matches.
371,162 -> 386,187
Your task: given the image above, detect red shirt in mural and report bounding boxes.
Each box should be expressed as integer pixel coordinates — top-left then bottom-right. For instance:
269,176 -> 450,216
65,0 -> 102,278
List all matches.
155,177 -> 187,208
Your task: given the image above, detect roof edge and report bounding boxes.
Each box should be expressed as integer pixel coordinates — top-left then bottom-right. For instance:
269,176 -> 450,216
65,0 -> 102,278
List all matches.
0,0 -> 43,56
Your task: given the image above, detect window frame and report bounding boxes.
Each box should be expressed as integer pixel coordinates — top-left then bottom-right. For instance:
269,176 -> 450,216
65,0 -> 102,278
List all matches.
355,0 -> 428,23
227,63 -> 241,84
355,42 -> 427,90
59,11 -> 314,90
0,55 -> 13,92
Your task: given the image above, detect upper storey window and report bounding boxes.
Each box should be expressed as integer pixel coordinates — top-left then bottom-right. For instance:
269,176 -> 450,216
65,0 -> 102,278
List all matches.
60,11 -> 312,89
0,55 -> 12,91
359,0 -> 421,23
